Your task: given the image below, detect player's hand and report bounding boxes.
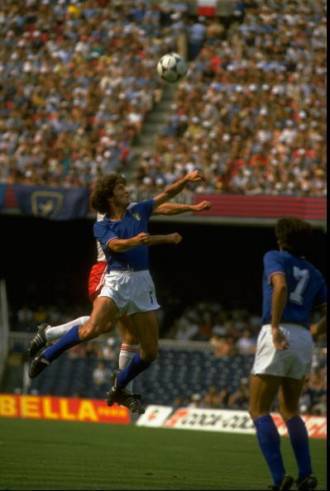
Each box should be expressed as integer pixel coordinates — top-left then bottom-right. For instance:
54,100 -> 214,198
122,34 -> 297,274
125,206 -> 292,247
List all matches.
168,233 -> 182,244
192,200 -> 211,212
271,327 -> 289,350
135,232 -> 150,245
185,170 -> 205,183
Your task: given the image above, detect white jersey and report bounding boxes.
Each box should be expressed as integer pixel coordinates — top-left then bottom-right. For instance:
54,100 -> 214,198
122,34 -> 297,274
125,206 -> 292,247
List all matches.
96,213 -> 106,262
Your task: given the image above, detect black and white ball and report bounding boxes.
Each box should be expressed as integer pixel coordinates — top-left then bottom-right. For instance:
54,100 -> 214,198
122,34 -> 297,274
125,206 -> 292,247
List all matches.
157,53 -> 188,83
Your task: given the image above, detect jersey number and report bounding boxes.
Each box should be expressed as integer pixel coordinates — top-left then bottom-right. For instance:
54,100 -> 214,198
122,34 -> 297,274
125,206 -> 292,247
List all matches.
289,267 -> 310,305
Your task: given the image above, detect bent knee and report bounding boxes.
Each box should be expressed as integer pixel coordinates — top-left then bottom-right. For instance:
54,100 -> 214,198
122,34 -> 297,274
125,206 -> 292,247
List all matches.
80,321 -> 107,340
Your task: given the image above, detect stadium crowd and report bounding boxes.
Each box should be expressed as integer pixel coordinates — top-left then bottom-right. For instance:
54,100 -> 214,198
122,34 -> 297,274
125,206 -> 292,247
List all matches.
133,0 -> 326,198
0,0 -> 326,198
0,0 -> 180,186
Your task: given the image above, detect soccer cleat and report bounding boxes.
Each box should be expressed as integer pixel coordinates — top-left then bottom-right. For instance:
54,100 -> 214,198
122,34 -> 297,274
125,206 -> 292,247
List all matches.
296,475 -> 318,491
29,354 -> 50,378
268,475 -> 294,491
106,370 -> 145,415
106,387 -> 145,414
29,323 -> 49,358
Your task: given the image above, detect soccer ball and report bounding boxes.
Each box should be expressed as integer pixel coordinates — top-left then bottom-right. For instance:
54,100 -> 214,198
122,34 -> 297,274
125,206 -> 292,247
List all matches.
157,53 -> 188,83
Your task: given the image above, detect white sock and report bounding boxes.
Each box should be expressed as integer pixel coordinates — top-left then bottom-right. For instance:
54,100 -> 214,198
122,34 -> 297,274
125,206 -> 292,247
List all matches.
118,343 -> 139,393
45,316 -> 90,342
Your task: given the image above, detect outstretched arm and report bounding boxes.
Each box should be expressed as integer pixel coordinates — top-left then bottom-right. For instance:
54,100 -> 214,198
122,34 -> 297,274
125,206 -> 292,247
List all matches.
152,170 -> 205,208
109,232 -> 182,252
153,200 -> 211,215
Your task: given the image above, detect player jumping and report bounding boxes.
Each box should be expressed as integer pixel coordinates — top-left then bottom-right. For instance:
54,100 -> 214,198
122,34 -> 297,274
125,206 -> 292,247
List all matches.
29,170 -> 206,412
249,217 -> 326,491
29,199 -> 211,402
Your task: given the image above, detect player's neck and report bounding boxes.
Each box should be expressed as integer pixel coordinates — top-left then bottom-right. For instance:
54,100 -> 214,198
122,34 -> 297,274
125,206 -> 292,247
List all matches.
109,204 -> 126,220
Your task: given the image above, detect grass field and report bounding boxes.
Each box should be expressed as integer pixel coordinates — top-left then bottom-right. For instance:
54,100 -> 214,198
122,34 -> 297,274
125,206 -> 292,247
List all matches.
0,419 -> 326,490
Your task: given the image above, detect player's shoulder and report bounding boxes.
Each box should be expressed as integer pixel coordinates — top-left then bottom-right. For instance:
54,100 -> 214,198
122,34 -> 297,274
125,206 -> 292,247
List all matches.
263,249 -> 283,262
128,199 -> 154,213
93,215 -> 110,229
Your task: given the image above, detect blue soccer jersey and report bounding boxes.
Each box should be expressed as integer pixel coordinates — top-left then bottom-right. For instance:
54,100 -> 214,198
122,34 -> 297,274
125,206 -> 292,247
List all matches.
93,199 -> 155,271
262,250 -> 327,327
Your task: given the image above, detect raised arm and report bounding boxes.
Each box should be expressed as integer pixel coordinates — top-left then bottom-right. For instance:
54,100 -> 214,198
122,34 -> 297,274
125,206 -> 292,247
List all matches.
153,200 -> 211,215
152,170 -> 205,209
109,232 -> 182,252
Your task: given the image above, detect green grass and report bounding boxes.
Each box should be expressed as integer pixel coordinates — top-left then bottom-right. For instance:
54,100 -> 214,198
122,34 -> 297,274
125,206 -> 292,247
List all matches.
0,419 -> 326,490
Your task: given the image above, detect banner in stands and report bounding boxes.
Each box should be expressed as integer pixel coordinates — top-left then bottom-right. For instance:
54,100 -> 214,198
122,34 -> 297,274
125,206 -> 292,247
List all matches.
193,195 -> 326,221
197,0 -> 217,16
0,184 -> 6,211
137,407 -> 326,440
12,185 -> 89,220
0,394 -> 131,425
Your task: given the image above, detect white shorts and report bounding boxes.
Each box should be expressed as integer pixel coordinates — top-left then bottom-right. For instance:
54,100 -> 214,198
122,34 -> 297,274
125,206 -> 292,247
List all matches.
251,324 -> 313,380
98,270 -> 160,316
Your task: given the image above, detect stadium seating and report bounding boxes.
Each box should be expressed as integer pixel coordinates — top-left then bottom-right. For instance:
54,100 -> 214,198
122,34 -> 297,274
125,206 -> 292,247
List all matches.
29,347 -> 255,406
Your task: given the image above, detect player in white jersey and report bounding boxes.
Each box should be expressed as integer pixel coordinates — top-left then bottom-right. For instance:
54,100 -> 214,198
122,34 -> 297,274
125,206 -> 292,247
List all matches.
29,199 -> 211,398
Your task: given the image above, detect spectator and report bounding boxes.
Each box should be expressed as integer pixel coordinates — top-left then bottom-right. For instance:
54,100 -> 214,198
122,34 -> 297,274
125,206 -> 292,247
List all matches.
92,360 -> 111,398
227,377 -> 249,409
133,0 -> 326,199
0,0 -> 181,187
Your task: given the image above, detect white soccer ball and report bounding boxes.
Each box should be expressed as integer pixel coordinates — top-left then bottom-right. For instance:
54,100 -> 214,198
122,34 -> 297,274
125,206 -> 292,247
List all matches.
157,53 -> 188,83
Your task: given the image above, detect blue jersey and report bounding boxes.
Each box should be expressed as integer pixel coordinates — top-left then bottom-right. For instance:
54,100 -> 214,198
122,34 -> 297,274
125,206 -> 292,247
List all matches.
93,199 -> 155,271
262,250 -> 326,327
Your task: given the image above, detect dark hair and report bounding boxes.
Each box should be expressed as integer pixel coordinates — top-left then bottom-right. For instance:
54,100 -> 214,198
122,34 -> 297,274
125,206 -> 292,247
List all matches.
90,173 -> 126,214
275,217 -> 312,256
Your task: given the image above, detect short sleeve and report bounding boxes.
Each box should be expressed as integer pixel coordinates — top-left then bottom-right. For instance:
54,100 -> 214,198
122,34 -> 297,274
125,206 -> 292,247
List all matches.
130,199 -> 155,220
93,220 -> 118,251
263,251 -> 285,284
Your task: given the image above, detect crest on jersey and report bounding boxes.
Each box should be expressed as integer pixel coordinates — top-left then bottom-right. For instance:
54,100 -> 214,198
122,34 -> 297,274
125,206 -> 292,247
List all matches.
31,191 -> 64,218
132,212 -> 141,221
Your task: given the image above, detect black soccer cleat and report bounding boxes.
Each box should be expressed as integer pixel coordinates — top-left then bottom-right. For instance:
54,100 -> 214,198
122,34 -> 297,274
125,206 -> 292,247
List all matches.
29,323 -> 48,358
106,370 -> 145,415
268,475 -> 294,491
296,475 -> 318,491
106,387 -> 145,415
29,354 -> 50,378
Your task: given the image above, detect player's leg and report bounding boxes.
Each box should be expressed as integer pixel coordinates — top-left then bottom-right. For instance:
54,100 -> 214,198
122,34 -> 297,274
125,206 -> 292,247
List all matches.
279,378 -> 317,490
29,297 -> 119,377
249,374 -> 291,490
29,316 -> 90,357
113,311 -> 158,389
117,316 -> 140,394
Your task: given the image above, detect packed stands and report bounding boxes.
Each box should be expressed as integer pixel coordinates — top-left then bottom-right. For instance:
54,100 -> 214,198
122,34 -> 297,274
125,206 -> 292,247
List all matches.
132,0 -> 326,198
0,1 -> 326,198
0,0 -> 180,186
